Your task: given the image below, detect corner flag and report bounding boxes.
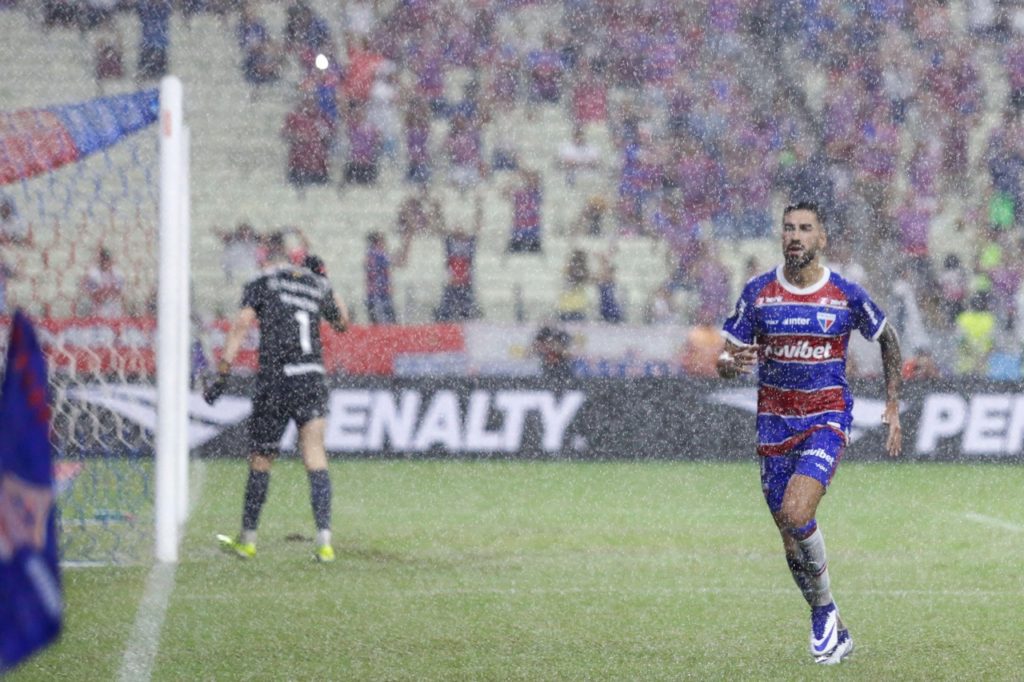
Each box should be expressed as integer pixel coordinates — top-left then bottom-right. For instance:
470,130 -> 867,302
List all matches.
0,310 -> 62,672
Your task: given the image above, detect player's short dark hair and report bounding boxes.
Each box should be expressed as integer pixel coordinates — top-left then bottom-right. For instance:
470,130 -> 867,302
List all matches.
783,201 -> 824,224
264,231 -> 286,259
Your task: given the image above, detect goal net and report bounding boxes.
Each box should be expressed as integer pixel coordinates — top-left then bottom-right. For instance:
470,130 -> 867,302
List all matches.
0,81 -> 188,565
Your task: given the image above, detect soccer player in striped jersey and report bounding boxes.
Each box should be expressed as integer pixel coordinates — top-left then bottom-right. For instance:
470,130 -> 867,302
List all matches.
717,202 -> 902,665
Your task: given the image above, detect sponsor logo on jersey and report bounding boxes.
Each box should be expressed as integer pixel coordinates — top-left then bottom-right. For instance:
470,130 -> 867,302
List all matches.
782,317 -> 810,326
763,339 -> 834,361
817,312 -> 836,332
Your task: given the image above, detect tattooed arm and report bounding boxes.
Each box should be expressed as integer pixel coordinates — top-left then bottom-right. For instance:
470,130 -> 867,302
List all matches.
877,324 -> 902,457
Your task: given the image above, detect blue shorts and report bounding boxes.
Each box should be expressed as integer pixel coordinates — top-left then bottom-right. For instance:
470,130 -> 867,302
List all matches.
760,428 -> 845,513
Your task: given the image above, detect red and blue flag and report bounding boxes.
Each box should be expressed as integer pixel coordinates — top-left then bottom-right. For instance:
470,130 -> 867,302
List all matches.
0,310 -> 62,672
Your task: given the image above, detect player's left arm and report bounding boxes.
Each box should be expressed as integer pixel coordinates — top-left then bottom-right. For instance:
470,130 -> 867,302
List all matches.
221,306 -> 257,371
328,291 -> 351,333
877,323 -> 902,457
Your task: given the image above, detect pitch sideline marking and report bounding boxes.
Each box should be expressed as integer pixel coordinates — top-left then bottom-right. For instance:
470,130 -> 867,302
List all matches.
964,512 -> 1024,533
116,460 -> 206,682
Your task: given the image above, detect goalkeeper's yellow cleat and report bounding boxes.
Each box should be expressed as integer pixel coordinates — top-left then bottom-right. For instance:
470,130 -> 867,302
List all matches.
217,533 -> 255,559
313,544 -> 335,563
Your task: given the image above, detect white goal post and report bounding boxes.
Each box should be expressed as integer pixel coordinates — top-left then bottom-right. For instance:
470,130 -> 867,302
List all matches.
155,75 -> 190,564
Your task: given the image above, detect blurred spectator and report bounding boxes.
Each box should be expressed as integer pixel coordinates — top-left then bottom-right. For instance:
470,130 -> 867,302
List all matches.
282,89 -> 334,193
532,324 -> 573,381
504,168 -> 543,253
237,2 -> 282,87
956,290 -> 995,375
43,0 -> 78,28
435,196 -> 483,322
394,189 -> 444,267
663,132 -> 721,236
404,95 -> 433,185
616,122 -> 660,234
406,26 -> 447,114
284,0 -> 332,62
902,346 -> 942,381
653,190 -> 702,288
490,127 -> 519,173
556,124 -> 602,187
488,43 -> 521,109
937,253 -> 969,325
556,249 -> 590,322
891,260 -> 929,355
569,55 -> 609,129
343,102 -> 382,186
367,61 -> 401,165
137,0 -> 171,81
444,110 -> 487,193
689,241 -> 731,327
570,195 -> 610,237
365,231 -> 396,324
526,32 -> 566,105
79,247 -> 125,317
341,34 -> 385,106
987,232 -> 1024,330
596,253 -> 623,324
217,222 -> 261,284
93,13 -> 125,85
0,193 -> 28,245
720,135 -> 774,238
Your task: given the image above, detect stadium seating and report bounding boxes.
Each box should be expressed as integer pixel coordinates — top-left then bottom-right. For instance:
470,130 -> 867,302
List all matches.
0,1 -> 1005,327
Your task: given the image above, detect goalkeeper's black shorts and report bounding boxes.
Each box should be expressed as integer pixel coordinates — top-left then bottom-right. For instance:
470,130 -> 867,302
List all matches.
248,373 -> 328,453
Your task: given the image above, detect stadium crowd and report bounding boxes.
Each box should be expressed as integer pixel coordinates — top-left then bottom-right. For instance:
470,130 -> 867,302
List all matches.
10,0 -> 1024,378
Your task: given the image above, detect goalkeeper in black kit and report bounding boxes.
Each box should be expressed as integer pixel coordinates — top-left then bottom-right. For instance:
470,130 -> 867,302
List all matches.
204,233 -> 349,562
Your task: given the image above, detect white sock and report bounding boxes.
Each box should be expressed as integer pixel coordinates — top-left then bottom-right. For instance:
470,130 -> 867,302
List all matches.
797,528 -> 833,607
240,530 -> 257,545
316,529 -> 332,547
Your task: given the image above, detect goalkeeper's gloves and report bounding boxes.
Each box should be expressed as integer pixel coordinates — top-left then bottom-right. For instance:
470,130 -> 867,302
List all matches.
202,359 -> 231,405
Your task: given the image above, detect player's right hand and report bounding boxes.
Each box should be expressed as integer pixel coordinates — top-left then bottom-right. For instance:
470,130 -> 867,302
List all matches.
202,372 -> 228,405
717,344 -> 759,378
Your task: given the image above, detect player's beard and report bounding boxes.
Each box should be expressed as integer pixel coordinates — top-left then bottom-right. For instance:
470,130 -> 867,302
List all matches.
784,245 -> 817,270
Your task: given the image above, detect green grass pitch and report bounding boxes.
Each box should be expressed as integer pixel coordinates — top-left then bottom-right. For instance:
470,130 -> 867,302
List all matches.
10,460 -> 1024,680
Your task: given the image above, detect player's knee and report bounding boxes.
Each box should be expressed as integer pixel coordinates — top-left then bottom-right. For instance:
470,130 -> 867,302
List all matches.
778,500 -> 815,536
249,452 -> 275,472
784,517 -> 818,540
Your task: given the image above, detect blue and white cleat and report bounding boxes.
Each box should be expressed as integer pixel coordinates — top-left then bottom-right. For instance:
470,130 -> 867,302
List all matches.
815,628 -> 854,665
809,602 -> 839,658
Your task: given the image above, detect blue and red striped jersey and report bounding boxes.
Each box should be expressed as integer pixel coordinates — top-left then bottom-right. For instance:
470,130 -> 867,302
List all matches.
721,266 -> 887,456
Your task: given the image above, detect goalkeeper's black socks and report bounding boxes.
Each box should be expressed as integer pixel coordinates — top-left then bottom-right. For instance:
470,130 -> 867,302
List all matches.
308,468 -> 332,534
242,469 -> 270,533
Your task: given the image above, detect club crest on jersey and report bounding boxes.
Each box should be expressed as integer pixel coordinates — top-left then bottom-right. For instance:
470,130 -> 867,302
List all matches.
817,312 -> 837,333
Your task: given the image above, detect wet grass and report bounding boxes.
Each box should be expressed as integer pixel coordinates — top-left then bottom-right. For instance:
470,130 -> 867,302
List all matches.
11,460 -> 1024,680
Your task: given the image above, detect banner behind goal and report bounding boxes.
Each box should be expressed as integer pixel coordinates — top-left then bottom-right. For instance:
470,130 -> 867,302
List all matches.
0,78 -> 189,565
